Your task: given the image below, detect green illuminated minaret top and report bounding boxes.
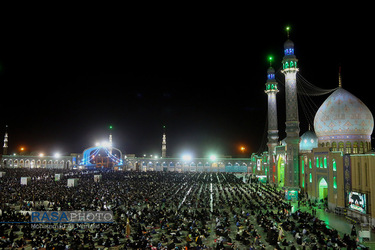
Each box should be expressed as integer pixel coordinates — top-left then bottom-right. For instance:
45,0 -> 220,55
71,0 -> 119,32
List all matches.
265,56 -> 278,93
282,26 -> 298,70
109,125 -> 113,152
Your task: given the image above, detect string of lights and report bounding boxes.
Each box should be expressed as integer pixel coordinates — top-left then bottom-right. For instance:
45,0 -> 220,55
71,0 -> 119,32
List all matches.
296,73 -> 338,96
80,147 -> 101,165
103,147 -> 122,164
276,70 -> 337,96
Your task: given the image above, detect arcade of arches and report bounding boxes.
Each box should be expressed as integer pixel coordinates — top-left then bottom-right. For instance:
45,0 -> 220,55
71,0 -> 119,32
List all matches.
2,155 -> 76,169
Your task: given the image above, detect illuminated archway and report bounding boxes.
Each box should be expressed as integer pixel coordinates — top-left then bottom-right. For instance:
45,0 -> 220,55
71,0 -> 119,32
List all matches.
318,177 -> 328,201
277,155 -> 285,187
81,146 -> 123,168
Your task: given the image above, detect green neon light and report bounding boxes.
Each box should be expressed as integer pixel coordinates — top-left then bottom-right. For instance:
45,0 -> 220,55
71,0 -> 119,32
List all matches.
324,157 -> 327,168
332,159 -> 337,171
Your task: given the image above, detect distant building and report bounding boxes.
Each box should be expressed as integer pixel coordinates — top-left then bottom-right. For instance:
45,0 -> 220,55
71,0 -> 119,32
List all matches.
2,154 -> 78,169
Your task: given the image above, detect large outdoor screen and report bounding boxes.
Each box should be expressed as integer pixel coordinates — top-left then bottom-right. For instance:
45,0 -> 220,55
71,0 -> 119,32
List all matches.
348,191 -> 366,214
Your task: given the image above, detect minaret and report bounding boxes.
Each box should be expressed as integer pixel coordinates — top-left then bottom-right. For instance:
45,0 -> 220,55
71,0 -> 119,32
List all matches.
109,125 -> 113,154
281,26 -> 300,191
264,57 -> 279,184
3,125 -> 8,155
161,125 -> 166,158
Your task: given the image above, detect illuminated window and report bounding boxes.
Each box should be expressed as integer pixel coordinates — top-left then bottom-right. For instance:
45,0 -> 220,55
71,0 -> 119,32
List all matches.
359,142 -> 364,154
332,159 -> 336,171
309,173 -> 312,183
309,159 -> 312,169
301,159 -> 304,174
339,142 -> 344,152
353,142 -> 358,154
333,177 -> 337,189
285,48 -> 294,55
345,142 -> 351,154
323,157 -> 327,168
316,157 -> 319,168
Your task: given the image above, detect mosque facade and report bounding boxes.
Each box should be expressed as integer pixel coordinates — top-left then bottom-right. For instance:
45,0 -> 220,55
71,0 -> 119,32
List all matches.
256,30 -> 375,227
300,86 -> 375,226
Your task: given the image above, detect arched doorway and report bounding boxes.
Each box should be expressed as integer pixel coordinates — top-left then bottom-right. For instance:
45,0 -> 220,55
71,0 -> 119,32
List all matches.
318,178 -> 328,202
277,156 -> 285,187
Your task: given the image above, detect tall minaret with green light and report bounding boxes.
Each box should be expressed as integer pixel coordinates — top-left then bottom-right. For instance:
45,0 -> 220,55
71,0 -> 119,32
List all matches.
109,125 -> 113,154
3,125 -> 8,155
264,57 -> 279,184
161,125 -> 167,158
281,26 -> 300,191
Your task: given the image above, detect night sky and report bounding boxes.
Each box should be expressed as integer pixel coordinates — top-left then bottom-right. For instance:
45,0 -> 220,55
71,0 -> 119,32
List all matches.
0,9 -> 372,158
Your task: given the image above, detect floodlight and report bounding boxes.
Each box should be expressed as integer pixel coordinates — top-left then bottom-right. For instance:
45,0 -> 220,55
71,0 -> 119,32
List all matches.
209,155 -> 217,161
182,154 -> 192,161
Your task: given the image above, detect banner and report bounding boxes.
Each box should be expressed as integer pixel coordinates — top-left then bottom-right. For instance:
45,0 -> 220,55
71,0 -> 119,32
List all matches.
343,154 -> 351,206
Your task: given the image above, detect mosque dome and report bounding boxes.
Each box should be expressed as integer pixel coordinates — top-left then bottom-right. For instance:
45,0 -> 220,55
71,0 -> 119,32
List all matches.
300,130 -> 318,152
267,66 -> 275,74
284,39 -> 294,49
314,87 -> 374,153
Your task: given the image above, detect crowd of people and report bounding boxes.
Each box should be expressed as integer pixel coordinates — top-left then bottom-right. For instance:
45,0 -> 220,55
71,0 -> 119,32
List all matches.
0,168 -> 367,249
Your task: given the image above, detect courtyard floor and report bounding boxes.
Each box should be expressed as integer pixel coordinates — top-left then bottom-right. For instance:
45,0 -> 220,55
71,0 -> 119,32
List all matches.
291,200 -> 375,248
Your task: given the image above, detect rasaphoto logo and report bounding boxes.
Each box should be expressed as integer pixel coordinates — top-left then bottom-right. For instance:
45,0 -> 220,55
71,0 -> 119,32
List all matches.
30,211 -> 113,223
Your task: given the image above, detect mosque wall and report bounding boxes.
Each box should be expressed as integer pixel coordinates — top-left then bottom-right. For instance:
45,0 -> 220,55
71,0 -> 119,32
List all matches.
331,152 -> 345,209
350,154 -> 373,193
350,154 -> 375,224
302,149 -> 375,225
303,148 -> 345,208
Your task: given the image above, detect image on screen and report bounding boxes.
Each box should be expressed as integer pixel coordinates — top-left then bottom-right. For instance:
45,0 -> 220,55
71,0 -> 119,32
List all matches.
348,191 -> 366,213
